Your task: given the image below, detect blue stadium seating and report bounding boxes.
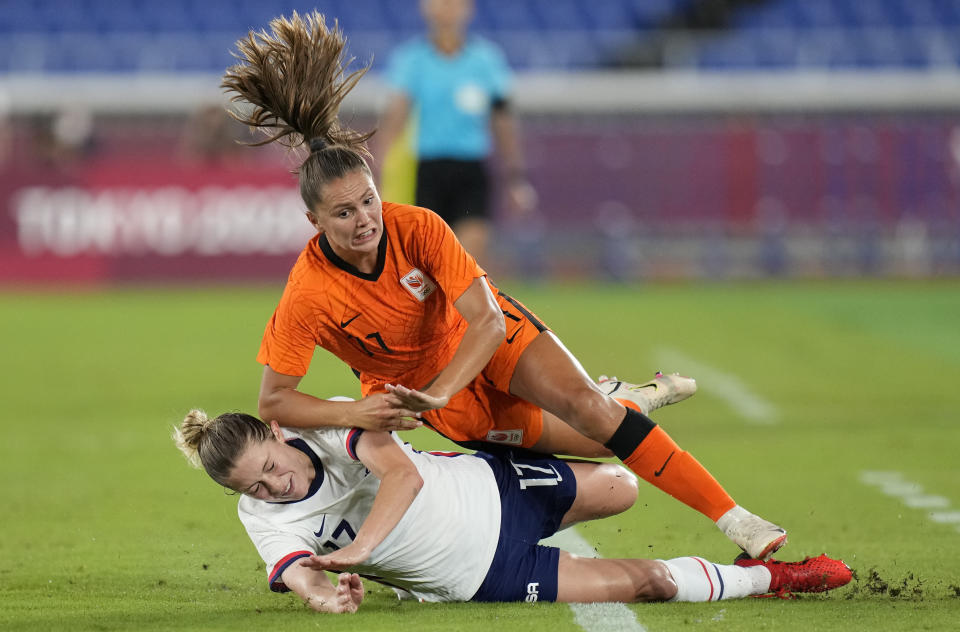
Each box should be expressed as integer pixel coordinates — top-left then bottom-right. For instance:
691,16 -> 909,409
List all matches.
2,0 -> 959,73
0,0 -> 687,72
701,0 -> 960,70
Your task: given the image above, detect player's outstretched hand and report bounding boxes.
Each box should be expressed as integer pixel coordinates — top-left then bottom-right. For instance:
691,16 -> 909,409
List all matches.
334,573 -> 364,613
307,572 -> 364,614
352,392 -> 421,432
385,383 -> 449,413
301,545 -> 369,573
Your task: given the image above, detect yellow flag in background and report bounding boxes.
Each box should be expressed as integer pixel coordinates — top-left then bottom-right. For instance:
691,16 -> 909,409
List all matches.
379,118 -> 417,205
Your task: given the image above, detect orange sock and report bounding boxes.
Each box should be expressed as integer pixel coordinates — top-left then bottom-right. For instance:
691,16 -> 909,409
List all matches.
615,397 -> 643,413
621,425 -> 736,522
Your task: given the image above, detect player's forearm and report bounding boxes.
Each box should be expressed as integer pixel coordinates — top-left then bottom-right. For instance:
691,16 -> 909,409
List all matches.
491,109 -> 525,177
283,566 -> 341,613
303,585 -> 341,612
424,310 -> 505,401
348,468 -> 423,559
258,388 -> 352,429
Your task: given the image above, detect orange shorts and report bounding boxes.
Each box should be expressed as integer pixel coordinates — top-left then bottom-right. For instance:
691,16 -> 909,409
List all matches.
421,289 -> 549,449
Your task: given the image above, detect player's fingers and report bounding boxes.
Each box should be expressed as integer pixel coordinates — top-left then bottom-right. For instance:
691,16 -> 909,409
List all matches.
387,383 -> 415,397
334,580 -> 358,613
381,392 -> 405,407
300,555 -> 330,570
381,394 -> 415,410
385,417 -> 421,431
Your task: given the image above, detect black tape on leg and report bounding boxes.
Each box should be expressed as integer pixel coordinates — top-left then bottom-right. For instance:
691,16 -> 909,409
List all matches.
603,407 -> 658,461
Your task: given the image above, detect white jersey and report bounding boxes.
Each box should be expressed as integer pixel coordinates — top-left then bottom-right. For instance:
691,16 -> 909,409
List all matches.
238,427 -> 501,602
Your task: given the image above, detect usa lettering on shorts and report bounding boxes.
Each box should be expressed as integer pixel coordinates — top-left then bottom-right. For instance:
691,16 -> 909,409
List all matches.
525,582 -> 540,602
400,268 -> 437,302
485,429 -> 523,445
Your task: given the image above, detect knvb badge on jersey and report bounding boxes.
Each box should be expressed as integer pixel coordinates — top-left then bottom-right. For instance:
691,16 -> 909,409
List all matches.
400,268 -> 437,302
485,429 -> 523,446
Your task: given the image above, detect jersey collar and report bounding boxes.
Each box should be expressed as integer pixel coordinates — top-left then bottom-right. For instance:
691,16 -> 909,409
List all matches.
317,231 -> 388,282
270,438 -> 325,504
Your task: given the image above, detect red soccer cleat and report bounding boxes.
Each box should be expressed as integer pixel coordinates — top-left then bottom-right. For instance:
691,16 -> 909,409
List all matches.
735,553 -> 853,599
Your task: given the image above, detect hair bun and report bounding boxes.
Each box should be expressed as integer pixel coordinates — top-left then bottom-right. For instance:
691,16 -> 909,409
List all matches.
173,409 -> 211,468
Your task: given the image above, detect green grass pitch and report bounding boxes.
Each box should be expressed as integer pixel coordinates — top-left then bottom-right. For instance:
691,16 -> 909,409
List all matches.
1,279 -> 958,631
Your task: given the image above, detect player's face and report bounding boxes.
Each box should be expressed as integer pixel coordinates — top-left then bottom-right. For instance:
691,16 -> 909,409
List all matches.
308,169 -> 384,271
422,0 -> 473,32
227,438 -> 315,502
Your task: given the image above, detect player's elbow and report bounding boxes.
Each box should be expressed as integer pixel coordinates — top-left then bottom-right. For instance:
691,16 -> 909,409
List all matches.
404,468 -> 425,494
390,466 -> 424,498
257,392 -> 276,421
487,307 -> 507,341
257,387 -> 289,422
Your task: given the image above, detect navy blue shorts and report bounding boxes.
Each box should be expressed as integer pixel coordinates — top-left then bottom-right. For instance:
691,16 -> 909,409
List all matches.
470,452 -> 577,603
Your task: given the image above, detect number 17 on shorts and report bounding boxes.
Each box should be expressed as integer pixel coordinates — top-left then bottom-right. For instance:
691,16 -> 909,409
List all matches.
510,460 -> 564,489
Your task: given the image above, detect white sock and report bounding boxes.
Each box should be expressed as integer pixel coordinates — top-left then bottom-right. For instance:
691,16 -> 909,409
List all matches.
715,504 -> 751,533
660,557 -> 772,602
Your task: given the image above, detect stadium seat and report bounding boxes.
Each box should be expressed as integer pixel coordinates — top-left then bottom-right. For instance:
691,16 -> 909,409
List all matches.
335,0 -> 394,32
626,0 -> 693,27
3,0 -> 959,74
582,0 -> 635,31
530,0 -> 585,31
93,8 -> 147,35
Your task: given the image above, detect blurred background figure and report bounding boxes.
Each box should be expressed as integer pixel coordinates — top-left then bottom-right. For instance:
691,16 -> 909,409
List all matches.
374,0 -> 537,269
0,90 -> 12,168
33,106 -> 96,170
177,104 -> 251,166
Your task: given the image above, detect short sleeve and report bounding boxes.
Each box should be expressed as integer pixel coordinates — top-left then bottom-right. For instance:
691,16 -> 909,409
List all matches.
410,207 -> 486,303
238,507 -> 317,593
484,42 -> 512,100
299,421 -> 365,464
256,283 -> 319,377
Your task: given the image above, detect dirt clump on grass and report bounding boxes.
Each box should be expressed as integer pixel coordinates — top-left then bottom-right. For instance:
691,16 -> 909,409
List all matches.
844,567 -> 925,601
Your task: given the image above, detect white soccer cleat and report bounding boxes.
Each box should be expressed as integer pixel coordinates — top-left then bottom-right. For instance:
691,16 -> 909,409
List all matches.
717,506 -> 788,560
391,586 -> 421,601
597,372 -> 697,415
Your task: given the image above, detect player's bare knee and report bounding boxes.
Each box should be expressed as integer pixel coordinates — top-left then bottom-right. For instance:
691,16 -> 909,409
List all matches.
590,463 -> 638,516
609,464 -> 639,514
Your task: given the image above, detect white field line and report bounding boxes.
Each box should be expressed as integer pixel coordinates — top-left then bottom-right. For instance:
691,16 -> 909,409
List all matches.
655,348 -> 779,425
540,528 -> 647,632
859,470 -> 960,533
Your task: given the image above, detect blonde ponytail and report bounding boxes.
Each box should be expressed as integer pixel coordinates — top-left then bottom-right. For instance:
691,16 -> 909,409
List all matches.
173,409 -> 212,469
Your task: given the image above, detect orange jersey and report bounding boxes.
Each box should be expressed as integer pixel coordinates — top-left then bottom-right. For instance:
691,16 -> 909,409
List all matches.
258,203 -> 486,393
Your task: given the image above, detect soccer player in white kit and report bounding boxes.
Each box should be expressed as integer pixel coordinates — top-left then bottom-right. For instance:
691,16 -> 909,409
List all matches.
174,404 -> 852,612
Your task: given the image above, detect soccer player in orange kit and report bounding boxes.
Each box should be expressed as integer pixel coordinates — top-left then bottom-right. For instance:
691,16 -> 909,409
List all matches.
222,10 -> 787,560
